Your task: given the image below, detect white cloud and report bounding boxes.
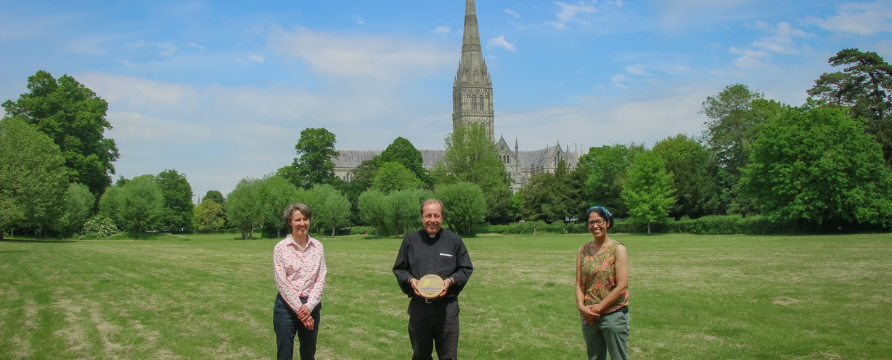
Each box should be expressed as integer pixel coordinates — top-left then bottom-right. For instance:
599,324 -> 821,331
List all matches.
655,0 -> 761,29
624,64 -> 646,75
498,88 -> 710,151
267,24 -> 453,81
67,36 -> 115,55
75,70 -> 460,193
505,9 -> 520,18
128,39 -> 146,48
729,21 -> 812,68
611,73 -> 629,89
878,39 -> 892,57
434,26 -> 450,34
547,1 -> 597,29
487,35 -> 516,52
157,42 -> 177,57
79,73 -> 199,111
352,15 -> 364,25
248,53 -> 264,63
803,1 -> 892,35
751,22 -> 812,55
545,21 -> 568,29
187,42 -> 206,51
614,0 -> 626,7
0,12 -> 69,41
730,46 -> 770,68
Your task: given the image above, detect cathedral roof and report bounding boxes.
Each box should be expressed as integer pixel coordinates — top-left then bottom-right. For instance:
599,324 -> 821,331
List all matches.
516,144 -> 579,169
332,149 -> 383,168
420,150 -> 447,168
333,149 -> 446,169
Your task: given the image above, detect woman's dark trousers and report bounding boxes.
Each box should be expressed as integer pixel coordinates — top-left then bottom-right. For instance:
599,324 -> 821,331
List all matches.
274,294 -> 321,360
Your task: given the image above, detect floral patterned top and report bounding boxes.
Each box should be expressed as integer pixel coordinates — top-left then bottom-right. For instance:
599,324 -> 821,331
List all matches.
580,240 -> 629,313
274,235 -> 326,312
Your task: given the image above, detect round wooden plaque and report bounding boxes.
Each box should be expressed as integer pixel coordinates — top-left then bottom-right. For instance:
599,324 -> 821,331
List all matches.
417,274 -> 445,299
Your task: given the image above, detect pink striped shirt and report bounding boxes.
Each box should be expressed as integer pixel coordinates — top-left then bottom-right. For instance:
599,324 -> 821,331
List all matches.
274,235 -> 326,312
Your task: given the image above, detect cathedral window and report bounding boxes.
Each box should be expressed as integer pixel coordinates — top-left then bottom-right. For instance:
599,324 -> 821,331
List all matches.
472,96 -> 477,110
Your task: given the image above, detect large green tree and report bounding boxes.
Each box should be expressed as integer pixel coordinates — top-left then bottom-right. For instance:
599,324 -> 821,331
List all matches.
290,128 -> 339,189
202,190 -> 225,206
378,137 -> 430,186
621,151 -> 675,234
259,175 -> 301,238
436,182 -> 486,236
226,178 -> 263,239
652,134 -> 721,219
432,124 -> 512,223
117,175 -> 165,237
582,143 -> 645,218
2,70 -> 120,196
807,48 -> 892,166
741,103 -> 892,228
193,198 -> 225,232
62,183 -> 96,237
700,84 -> 774,215
358,189 -> 392,237
386,190 -> 421,237
99,186 -> 124,227
372,162 -> 423,193
308,184 -> 351,237
350,158 -> 379,189
0,117 -> 68,238
518,161 -> 574,223
334,157 -> 380,226
156,169 -> 194,232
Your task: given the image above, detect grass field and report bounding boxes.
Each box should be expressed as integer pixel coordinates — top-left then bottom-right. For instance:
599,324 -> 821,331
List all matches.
1,232 -> 891,359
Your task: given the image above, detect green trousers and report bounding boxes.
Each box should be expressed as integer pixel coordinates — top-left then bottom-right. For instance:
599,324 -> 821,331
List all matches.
581,309 -> 629,360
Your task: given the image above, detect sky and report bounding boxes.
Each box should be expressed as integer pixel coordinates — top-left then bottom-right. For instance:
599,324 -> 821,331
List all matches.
1,0 -> 891,199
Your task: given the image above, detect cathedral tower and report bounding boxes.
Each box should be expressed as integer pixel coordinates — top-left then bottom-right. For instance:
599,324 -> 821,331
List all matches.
452,0 -> 494,141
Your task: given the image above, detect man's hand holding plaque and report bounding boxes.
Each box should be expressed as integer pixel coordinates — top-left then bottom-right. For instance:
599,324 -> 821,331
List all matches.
410,274 -> 451,299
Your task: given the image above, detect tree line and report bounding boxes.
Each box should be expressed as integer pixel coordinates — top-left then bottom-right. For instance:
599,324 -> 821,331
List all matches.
2,48 -> 891,239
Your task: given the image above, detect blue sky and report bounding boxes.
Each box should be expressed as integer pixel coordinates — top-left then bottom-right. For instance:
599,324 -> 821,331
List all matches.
2,0 -> 891,198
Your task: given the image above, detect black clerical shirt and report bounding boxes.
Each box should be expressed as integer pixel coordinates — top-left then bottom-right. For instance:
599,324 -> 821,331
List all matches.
392,228 -> 473,298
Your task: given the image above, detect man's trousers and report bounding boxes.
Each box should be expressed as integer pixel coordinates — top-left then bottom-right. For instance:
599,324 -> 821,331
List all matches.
408,297 -> 460,360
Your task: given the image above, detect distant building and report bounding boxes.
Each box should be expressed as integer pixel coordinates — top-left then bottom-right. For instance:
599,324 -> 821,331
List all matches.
333,0 -> 580,192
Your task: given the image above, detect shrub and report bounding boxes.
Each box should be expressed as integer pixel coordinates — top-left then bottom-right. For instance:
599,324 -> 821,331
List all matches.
80,215 -> 119,239
350,226 -> 374,236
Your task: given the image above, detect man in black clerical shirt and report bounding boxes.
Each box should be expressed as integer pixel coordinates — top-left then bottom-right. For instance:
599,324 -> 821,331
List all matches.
392,199 -> 473,360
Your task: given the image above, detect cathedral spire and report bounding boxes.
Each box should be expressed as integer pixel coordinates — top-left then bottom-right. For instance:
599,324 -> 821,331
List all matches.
462,0 -> 481,55
453,0 -> 494,142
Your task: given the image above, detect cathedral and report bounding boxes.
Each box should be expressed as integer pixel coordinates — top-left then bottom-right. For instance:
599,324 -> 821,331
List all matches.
333,0 -> 580,192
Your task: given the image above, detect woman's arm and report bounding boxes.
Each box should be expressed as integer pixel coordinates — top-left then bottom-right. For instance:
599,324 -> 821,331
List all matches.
576,246 -> 599,323
273,245 -> 304,314
590,243 -> 628,314
305,247 -> 327,311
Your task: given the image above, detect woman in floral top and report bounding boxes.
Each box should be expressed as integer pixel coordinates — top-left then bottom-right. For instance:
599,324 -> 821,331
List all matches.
575,206 -> 629,360
273,203 -> 327,360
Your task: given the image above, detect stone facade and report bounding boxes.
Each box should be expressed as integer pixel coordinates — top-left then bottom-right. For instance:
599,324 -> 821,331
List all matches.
332,0 -> 580,191
496,136 -> 579,193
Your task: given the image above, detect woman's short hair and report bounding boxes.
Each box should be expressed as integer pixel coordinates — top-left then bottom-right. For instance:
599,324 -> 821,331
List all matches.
420,199 -> 445,216
586,206 -> 614,229
283,203 -> 312,224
